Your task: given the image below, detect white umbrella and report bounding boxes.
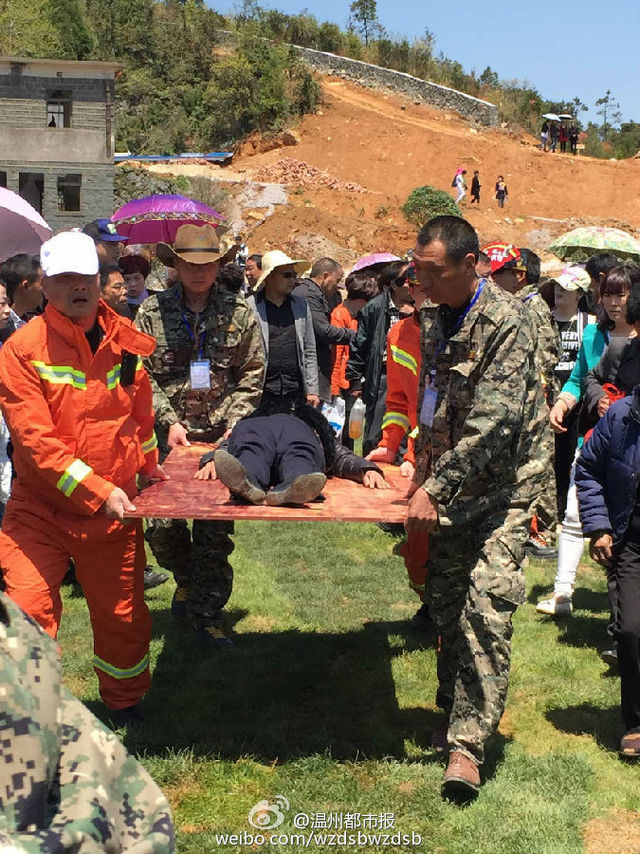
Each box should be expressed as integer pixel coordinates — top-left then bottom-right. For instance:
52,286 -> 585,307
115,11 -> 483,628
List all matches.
0,187 -> 52,262
558,114 -> 573,120
542,113 -> 561,122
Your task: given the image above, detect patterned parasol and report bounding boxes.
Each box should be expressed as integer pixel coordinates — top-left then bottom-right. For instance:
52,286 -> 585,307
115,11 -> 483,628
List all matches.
548,226 -> 640,263
111,194 -> 226,244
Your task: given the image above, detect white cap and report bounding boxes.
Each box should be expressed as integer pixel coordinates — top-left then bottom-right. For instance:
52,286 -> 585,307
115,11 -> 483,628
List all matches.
40,231 -> 99,277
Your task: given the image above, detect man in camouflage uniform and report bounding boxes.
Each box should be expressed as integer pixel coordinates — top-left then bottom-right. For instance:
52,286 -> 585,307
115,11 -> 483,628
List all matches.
0,592 -> 174,852
407,217 -> 550,800
136,224 -> 264,647
487,244 -> 559,552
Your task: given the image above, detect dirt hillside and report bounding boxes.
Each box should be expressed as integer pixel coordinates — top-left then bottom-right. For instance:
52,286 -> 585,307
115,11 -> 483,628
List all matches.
150,76 -> 640,262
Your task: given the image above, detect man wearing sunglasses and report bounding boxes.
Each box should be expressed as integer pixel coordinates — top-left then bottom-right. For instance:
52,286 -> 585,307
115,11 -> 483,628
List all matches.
248,250 -> 320,413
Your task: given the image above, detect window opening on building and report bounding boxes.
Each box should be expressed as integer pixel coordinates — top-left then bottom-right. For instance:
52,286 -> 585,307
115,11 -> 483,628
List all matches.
0,172 -> 6,189
46,91 -> 72,128
57,173 -> 82,212
18,173 -> 44,215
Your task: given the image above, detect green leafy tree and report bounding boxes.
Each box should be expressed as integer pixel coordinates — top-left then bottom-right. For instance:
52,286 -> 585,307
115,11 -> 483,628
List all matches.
402,186 -> 460,227
348,0 -> 379,46
0,0 -> 63,56
47,0 -> 95,59
479,67 -> 499,87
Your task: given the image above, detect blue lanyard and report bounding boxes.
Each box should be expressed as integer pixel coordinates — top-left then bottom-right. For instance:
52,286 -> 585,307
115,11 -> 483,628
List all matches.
177,289 -> 207,360
434,278 -> 485,360
180,311 -> 206,361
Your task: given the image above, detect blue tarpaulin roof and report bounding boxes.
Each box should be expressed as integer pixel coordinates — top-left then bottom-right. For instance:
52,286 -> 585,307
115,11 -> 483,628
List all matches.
115,152 -> 233,164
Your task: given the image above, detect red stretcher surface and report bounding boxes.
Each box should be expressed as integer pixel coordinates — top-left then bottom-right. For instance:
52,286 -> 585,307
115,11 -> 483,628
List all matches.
126,444 -> 409,523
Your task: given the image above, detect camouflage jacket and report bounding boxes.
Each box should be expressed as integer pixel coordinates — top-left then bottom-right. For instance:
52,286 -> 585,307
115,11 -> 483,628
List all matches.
0,592 -> 174,853
136,284 -> 265,445
519,283 -> 561,403
414,280 -> 551,528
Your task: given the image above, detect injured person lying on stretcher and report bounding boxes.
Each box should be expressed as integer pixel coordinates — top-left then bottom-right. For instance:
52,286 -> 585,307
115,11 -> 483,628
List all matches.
196,402 -> 388,506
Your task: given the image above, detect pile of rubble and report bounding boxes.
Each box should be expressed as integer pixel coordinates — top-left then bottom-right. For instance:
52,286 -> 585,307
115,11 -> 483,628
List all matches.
254,159 -> 368,193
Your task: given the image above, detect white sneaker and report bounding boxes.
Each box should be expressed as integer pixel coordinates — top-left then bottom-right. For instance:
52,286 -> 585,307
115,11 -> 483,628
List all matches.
536,596 -> 572,616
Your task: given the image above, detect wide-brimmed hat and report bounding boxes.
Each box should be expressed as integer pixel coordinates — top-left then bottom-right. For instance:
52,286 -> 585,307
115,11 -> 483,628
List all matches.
254,250 -> 309,290
157,223 -> 237,267
553,266 -> 591,292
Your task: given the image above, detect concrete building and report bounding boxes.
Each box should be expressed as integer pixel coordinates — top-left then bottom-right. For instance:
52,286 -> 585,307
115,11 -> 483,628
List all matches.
0,56 -> 120,231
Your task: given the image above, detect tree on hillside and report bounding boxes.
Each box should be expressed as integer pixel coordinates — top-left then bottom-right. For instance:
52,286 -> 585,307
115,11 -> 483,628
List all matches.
48,0 -> 95,59
348,0 -> 379,46
479,66 -> 499,87
596,89 -> 623,140
0,0 -> 63,56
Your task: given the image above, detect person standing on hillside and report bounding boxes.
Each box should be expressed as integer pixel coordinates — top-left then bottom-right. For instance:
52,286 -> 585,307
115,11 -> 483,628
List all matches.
569,124 -> 579,155
136,224 -> 264,648
540,120 -> 549,151
470,171 -> 481,205
453,169 -> 467,205
407,216 -> 549,800
559,122 -> 569,154
495,176 -> 508,208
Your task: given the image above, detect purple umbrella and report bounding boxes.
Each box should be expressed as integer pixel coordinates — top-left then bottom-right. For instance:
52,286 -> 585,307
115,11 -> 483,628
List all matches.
349,252 -> 401,275
0,187 -> 52,262
111,194 -> 226,245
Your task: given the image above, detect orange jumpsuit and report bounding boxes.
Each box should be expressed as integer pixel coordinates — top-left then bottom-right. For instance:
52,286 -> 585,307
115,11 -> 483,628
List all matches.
378,313 -> 429,600
330,302 -> 358,396
0,301 -> 159,709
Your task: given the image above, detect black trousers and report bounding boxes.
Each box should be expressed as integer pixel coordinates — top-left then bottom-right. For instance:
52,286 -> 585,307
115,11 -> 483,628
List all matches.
227,414 -> 325,491
613,504 -> 640,731
363,372 -> 387,456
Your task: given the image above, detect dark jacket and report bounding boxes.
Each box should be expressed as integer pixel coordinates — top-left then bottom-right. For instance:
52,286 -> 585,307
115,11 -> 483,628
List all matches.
293,278 -> 354,403
580,336 -> 639,433
575,385 -> 640,545
201,402 -> 381,484
345,290 -> 396,406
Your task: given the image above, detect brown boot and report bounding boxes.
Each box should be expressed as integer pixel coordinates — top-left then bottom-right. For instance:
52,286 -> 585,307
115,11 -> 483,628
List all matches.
441,751 -> 481,801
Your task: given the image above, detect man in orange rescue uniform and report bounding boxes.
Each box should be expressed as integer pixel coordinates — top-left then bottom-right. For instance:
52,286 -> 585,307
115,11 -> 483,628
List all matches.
367,265 -> 434,632
0,230 -> 166,727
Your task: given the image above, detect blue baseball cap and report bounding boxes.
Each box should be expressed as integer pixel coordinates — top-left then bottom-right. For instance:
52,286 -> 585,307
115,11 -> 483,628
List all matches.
82,218 -> 128,243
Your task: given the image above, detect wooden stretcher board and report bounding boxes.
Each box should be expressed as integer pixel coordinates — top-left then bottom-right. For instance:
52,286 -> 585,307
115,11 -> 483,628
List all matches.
125,444 -> 409,523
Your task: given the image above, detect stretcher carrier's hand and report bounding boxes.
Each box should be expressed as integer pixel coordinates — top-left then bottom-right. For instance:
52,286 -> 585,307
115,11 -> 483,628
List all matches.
406,488 -> 439,535
139,464 -> 169,490
103,487 -> 136,522
168,422 -> 191,448
366,446 -> 395,463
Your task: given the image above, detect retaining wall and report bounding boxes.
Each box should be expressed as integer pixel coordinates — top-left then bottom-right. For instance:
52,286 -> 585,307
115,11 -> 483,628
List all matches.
215,30 -> 498,127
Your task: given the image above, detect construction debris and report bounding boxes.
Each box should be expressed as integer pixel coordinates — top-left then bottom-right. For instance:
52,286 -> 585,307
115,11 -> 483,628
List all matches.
254,159 -> 368,193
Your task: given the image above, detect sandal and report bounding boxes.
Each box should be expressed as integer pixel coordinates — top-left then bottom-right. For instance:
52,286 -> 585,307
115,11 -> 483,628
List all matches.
619,731 -> 640,759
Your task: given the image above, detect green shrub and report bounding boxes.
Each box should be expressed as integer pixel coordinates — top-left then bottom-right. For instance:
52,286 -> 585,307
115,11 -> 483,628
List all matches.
401,185 -> 460,227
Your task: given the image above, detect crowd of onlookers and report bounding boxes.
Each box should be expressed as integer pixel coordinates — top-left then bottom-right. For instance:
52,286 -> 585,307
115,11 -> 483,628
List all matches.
3,210 -> 640,796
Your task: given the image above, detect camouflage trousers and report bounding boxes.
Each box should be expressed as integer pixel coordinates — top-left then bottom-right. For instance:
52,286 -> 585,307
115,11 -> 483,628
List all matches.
146,519 -> 234,627
426,505 -> 529,765
0,592 -> 174,853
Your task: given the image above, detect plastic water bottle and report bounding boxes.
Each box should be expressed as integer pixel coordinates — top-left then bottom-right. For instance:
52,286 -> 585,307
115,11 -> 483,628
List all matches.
348,397 -> 365,440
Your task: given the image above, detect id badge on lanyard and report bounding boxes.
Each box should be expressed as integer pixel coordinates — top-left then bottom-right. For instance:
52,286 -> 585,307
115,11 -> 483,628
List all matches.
190,359 -> 211,390
420,368 -> 438,427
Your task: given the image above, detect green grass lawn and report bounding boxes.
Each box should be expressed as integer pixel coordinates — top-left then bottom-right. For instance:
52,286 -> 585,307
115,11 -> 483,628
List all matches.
58,522 -> 640,853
